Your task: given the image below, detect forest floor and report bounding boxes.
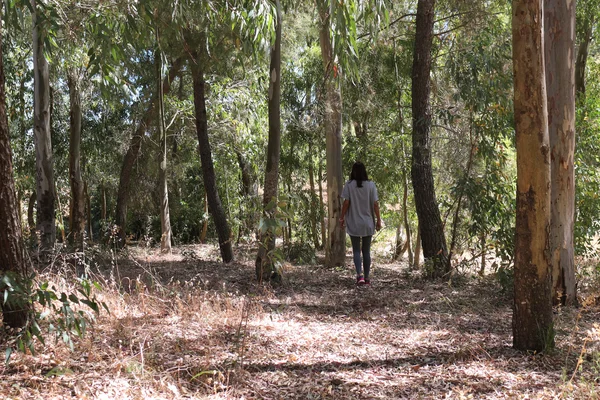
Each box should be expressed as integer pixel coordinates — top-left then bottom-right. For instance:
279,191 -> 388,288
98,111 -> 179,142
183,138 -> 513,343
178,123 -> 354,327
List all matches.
2,243 -> 600,399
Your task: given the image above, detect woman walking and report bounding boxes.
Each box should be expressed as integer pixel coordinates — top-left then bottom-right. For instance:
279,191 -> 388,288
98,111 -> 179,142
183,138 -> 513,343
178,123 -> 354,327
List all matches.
339,162 -> 382,285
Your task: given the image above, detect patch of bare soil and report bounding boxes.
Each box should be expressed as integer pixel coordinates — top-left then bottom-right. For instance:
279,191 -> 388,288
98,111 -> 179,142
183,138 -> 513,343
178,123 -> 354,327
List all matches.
1,244 -> 600,399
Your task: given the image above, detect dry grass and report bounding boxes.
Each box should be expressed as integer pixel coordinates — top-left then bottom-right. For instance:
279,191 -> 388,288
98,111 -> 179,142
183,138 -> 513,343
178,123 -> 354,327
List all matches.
1,244 -> 600,399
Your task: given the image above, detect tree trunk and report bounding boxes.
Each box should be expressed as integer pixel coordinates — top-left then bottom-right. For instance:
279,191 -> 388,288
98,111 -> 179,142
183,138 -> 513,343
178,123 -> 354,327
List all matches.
575,15 -> 593,99
318,2 -> 345,267
256,1 -> 282,281
68,69 -> 85,251
402,153 -> 414,266
397,84 -> 413,265
512,0 -> 554,352
28,190 -> 35,235
156,46 -> 172,254
414,223 -> 421,269
544,0 -> 576,306
318,155 -> 326,250
55,183 -> 66,243
32,0 -> 56,252
191,55 -> 233,263
115,57 -> 183,247
200,191 -> 208,244
84,181 -> 92,242
411,0 -> 448,278
18,68 -> 26,174
0,15 -> 31,328
308,140 -> 320,250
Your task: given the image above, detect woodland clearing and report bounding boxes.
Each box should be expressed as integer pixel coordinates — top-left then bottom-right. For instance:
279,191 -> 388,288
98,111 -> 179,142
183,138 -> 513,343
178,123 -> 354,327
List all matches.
1,244 -> 599,399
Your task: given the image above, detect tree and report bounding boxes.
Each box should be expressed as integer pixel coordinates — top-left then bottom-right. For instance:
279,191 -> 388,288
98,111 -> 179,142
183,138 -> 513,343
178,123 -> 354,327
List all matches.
32,0 -> 56,252
67,67 -> 85,251
256,0 -> 283,281
0,8 -> 31,328
317,0 -> 345,267
512,0 -> 554,352
411,0 -> 448,278
155,31 -> 172,253
191,49 -> 234,263
114,57 -> 183,247
544,0 -> 576,306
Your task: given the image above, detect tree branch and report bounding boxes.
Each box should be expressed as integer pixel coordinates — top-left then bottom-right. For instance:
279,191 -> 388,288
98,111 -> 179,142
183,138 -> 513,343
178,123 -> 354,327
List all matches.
357,13 -> 416,40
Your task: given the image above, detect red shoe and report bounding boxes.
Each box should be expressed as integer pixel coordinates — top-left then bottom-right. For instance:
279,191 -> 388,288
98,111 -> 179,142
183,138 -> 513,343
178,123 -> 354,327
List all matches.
356,276 -> 365,285
364,279 -> 371,286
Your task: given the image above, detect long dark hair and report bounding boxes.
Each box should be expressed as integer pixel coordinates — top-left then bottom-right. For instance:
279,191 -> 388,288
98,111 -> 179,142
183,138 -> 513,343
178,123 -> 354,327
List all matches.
350,162 -> 369,188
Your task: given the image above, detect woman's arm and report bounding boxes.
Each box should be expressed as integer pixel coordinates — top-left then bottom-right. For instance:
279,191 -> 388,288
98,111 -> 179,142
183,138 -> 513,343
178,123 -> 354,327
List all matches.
340,199 -> 350,228
374,201 -> 382,231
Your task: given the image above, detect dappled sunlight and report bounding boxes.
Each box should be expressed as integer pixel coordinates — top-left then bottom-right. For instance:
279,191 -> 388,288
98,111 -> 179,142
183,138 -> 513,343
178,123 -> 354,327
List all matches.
1,244 -> 599,399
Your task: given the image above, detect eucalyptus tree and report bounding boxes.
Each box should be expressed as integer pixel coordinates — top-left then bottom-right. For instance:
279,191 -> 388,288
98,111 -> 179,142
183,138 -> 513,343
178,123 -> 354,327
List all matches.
316,0 -> 345,267
544,0 -> 576,306
0,7 -> 31,329
155,25 -> 172,253
512,0 -> 553,352
31,0 -> 56,252
411,0 -> 448,277
36,0 -> 89,250
67,64 -> 85,250
315,0 -> 387,268
178,0 -> 275,262
256,0 -> 282,281
189,49 -> 234,262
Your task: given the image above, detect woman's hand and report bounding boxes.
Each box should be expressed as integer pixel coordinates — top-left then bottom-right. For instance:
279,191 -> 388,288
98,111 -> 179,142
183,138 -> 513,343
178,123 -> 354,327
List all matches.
376,219 -> 382,231
339,217 -> 345,228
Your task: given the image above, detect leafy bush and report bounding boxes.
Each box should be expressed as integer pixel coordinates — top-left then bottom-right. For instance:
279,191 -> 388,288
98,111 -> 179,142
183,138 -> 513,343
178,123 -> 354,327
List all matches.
2,272 -> 108,364
284,242 -> 316,265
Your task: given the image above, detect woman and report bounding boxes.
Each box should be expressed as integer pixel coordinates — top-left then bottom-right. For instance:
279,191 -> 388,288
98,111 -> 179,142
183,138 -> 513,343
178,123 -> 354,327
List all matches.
339,162 -> 382,286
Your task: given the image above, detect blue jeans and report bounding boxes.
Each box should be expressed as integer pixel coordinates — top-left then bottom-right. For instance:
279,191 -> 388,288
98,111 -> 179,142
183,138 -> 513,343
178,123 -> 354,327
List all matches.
350,235 -> 372,279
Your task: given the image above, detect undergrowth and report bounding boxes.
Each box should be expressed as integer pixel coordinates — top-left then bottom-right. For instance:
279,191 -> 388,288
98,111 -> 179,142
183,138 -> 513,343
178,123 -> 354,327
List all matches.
2,245 -> 600,399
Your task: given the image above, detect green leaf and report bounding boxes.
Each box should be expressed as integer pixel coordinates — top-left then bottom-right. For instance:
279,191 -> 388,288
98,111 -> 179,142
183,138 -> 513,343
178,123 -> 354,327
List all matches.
81,299 -> 99,314
68,294 -> 80,304
5,347 -> 12,365
45,366 -> 73,377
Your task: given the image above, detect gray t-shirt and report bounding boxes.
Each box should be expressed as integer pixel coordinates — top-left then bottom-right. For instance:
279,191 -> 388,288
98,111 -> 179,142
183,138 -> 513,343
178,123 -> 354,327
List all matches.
341,180 -> 379,237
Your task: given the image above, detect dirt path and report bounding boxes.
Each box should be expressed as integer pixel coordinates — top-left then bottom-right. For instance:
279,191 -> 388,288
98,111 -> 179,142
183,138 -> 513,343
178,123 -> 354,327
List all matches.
1,244 -> 598,399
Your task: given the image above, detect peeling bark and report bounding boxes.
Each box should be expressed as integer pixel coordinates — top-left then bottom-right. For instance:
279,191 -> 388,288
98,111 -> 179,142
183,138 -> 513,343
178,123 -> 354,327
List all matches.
544,0 -> 576,306
512,0 -> 554,352
318,1 -> 345,267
